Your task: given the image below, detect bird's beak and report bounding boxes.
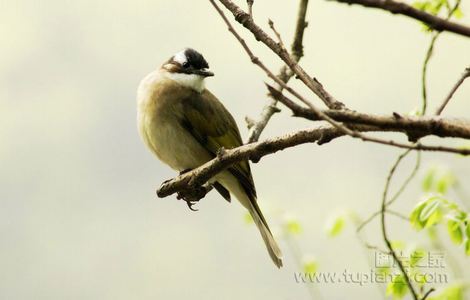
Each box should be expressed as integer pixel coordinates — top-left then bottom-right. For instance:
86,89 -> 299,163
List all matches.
192,69 -> 214,77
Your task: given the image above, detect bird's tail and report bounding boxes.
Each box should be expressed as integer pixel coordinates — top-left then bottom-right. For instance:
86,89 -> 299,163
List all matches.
248,200 -> 283,268
215,171 -> 283,268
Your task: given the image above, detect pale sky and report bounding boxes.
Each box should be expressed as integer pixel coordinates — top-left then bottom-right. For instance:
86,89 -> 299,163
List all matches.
1,0 -> 469,299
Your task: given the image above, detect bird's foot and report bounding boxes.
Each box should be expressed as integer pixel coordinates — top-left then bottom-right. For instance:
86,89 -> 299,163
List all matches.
176,184 -> 209,212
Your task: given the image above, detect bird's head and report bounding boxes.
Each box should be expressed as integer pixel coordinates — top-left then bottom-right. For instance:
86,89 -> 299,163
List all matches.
163,48 -> 214,77
161,48 -> 214,92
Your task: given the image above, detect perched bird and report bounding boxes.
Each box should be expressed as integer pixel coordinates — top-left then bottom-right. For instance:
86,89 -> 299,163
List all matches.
137,48 -> 283,268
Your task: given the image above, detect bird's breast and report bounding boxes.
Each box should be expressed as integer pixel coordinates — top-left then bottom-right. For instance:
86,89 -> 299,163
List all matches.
137,72 -> 211,171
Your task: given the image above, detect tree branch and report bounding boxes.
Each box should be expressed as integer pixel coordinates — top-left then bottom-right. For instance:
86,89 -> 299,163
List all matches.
247,0 -> 310,143
157,124 -> 470,199
421,0 -> 462,115
247,0 -> 254,18
266,84 -> 470,140
421,32 -> 439,115
211,0 -> 470,158
332,0 -> 470,38
217,0 -> 346,109
435,67 -> 470,115
356,151 -> 420,233
380,150 -> 419,300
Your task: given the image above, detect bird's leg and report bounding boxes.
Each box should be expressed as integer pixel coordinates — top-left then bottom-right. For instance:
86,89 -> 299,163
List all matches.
176,184 -> 210,212
174,168 -> 214,211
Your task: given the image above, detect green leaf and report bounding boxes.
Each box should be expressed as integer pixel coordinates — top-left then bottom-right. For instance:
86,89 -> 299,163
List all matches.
376,266 -> 391,276
422,169 -> 436,192
410,201 -> 427,230
303,258 -> 318,275
428,284 -> 464,300
410,248 -> 426,267
391,240 -> 406,251
325,215 -> 345,237
414,271 -> 427,286
417,198 -> 444,228
424,209 -> 442,228
427,226 -> 438,241
436,172 -> 456,194
465,240 -> 470,256
466,223 -> 470,239
453,7 -> 464,19
386,274 -> 409,299
454,210 -> 467,221
243,212 -> 253,224
447,220 -> 463,245
285,219 -> 302,235
408,107 -> 422,116
412,1 -> 427,10
457,143 -> 470,157
419,198 -> 441,221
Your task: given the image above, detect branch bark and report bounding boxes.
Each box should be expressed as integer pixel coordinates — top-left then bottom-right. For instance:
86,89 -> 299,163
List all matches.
266,84 -> 470,140
247,0 -> 309,143
333,0 -> 470,38
435,67 -> 470,115
421,0 -> 462,115
217,0 -> 346,109
380,150 -> 419,300
157,124 -> 470,199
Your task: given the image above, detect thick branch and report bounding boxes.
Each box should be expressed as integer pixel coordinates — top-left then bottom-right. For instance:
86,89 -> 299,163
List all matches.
157,125 -> 346,198
333,0 -> 470,38
157,124 -> 470,198
266,84 -> 470,140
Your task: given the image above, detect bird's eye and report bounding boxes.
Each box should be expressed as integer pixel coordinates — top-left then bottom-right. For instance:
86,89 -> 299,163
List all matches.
182,62 -> 190,69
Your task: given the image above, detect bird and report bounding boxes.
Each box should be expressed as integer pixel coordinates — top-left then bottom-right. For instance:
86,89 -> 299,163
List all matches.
137,48 -> 283,268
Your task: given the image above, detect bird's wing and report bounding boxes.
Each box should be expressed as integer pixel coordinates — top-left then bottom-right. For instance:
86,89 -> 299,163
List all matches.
178,89 -> 256,200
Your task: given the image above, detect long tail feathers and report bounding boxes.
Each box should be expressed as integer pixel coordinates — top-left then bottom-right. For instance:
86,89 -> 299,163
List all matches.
249,201 -> 283,268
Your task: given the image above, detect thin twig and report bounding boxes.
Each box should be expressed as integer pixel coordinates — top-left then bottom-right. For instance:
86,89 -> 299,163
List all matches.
420,0 -> 462,115
333,0 -> 470,38
247,0 -> 254,18
268,19 -> 286,50
421,32 -> 438,115
355,149 -> 419,233
387,151 -> 421,206
380,151 -> 420,300
356,209 -> 409,233
217,0 -> 346,109
247,0 -> 310,143
422,288 -> 436,300
435,67 -> 470,115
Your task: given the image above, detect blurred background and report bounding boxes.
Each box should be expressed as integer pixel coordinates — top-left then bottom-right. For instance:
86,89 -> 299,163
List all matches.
1,0 -> 469,299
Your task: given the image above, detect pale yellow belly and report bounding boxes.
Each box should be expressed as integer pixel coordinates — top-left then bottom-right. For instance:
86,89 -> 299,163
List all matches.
138,112 -> 212,172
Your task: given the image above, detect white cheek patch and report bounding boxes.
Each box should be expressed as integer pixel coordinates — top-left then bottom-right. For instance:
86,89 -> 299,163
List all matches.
173,50 -> 188,65
164,72 -> 206,93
